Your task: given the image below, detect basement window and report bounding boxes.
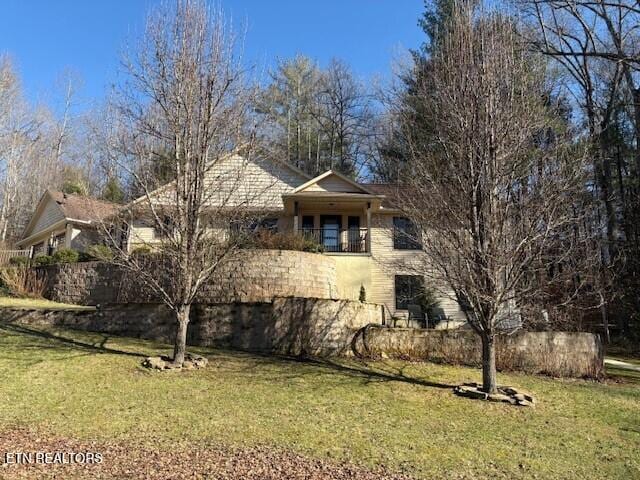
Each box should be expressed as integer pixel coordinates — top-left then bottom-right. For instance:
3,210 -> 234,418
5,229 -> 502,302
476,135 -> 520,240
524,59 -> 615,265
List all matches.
395,275 -> 425,310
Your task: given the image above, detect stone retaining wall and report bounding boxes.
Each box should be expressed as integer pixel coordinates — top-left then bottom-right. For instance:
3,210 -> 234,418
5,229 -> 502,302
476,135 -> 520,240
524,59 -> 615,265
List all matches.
352,326 -> 604,378
0,307 -> 603,377
38,250 -> 338,305
1,297 -> 384,356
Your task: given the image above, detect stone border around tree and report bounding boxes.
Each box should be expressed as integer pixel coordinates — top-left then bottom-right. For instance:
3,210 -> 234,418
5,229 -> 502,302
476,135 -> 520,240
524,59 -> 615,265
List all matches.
142,353 -> 208,371
453,383 -> 535,406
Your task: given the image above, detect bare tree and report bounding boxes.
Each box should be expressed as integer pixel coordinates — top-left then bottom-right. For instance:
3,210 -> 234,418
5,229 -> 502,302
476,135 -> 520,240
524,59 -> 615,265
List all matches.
314,59 -> 376,177
0,56 -> 70,243
520,0 -> 640,340
100,0 -> 264,367
396,3 -> 590,393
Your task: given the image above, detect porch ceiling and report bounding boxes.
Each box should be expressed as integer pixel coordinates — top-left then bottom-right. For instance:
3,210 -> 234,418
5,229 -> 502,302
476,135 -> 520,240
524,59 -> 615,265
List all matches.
281,192 -> 385,215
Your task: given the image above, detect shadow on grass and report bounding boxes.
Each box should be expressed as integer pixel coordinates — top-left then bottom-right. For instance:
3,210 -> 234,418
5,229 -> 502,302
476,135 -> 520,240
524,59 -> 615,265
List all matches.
0,323 -> 146,359
301,356 -> 456,389
0,322 -> 454,391
206,348 -> 456,390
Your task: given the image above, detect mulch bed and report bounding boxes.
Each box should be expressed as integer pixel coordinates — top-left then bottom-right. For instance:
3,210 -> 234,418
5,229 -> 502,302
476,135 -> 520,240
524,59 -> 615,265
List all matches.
0,427 -> 414,480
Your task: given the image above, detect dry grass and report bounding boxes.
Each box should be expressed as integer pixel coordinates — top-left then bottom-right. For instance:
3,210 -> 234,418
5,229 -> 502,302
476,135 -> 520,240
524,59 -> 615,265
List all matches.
0,296 -> 94,311
0,266 -> 46,297
0,324 -> 638,479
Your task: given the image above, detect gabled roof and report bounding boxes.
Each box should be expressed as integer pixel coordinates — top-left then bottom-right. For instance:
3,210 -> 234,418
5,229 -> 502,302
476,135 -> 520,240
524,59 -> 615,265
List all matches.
21,190 -> 118,239
291,170 -> 378,195
48,190 -> 119,222
126,151 -> 313,209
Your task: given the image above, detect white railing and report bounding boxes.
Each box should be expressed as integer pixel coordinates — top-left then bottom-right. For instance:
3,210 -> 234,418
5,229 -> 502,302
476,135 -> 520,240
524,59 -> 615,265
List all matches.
0,249 -> 31,266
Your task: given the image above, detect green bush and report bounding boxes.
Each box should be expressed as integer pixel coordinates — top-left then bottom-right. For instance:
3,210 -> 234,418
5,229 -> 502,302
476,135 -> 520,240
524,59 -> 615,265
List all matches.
241,231 -> 324,253
52,248 -> 79,264
359,285 -> 367,303
9,256 -> 29,266
34,255 -> 54,266
85,244 -> 114,261
131,245 -> 152,256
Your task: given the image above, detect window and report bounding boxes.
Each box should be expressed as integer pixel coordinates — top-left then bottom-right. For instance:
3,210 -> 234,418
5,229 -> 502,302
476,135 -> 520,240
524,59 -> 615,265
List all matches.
301,215 -> 314,231
393,217 -> 422,250
395,275 -> 425,310
230,217 -> 278,238
256,217 -> 278,232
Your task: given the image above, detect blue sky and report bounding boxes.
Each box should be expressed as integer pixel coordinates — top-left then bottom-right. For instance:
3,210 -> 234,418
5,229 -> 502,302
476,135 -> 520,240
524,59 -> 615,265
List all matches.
0,1 -> 425,110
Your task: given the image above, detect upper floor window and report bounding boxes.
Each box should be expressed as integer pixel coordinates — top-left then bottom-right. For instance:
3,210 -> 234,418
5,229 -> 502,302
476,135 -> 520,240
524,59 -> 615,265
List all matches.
393,217 -> 422,250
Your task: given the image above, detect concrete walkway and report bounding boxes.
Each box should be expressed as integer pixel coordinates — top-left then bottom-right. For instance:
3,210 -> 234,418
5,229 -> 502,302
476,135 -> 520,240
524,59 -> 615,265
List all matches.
605,358 -> 640,372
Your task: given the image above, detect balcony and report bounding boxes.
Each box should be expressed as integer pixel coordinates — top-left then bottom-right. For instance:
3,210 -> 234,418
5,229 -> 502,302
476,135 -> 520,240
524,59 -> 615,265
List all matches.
299,227 -> 369,254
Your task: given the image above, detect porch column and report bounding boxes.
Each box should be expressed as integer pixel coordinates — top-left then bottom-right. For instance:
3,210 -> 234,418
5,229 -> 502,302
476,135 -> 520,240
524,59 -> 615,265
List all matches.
366,202 -> 372,253
341,214 -> 348,252
64,223 -> 73,249
293,201 -> 299,233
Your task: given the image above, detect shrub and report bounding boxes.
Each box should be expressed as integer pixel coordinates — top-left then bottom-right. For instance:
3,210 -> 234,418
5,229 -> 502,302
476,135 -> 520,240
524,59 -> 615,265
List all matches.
9,256 -> 29,266
52,248 -> 79,264
0,266 -> 46,298
34,255 -> 54,266
359,285 -> 367,303
131,245 -> 152,256
85,244 -> 114,261
242,230 -> 324,253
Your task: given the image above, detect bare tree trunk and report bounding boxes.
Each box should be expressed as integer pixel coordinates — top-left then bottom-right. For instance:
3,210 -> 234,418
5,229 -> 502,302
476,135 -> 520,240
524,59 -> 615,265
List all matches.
599,292 -> 610,344
173,304 -> 191,365
481,334 -> 497,394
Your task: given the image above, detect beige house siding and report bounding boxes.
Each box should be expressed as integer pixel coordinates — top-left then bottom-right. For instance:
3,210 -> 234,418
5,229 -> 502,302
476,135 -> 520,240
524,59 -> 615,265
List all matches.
368,213 -> 466,321
154,155 -> 308,210
333,256 -> 372,301
303,176 -> 364,193
129,221 -> 157,248
28,198 -> 65,237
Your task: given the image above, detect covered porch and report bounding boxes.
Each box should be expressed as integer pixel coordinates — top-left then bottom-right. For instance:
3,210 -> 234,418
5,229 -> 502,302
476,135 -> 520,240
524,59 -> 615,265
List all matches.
282,192 -> 384,254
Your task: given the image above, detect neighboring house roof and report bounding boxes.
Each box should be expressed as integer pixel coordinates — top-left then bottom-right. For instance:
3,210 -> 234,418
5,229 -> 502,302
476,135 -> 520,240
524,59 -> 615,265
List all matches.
19,190 -> 118,244
47,190 -> 119,222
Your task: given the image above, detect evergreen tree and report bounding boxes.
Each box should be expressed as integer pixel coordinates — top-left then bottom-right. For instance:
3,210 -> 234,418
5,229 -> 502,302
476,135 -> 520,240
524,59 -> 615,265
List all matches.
101,176 -> 125,203
257,56 -> 373,177
373,0 -> 471,182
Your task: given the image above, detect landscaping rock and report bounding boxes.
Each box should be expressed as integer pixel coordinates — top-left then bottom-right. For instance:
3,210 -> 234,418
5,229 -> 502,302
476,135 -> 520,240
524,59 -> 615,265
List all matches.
454,384 -> 535,406
487,393 -> 515,404
142,354 -> 208,371
185,353 -> 208,368
454,385 -> 488,400
143,356 -> 168,370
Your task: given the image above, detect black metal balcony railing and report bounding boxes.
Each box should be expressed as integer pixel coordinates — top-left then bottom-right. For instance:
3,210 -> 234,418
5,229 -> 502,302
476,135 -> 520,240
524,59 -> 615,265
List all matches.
299,227 -> 368,253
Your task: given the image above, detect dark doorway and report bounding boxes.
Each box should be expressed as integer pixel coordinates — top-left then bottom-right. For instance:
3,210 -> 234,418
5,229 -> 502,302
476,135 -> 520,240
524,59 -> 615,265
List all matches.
320,215 -> 342,252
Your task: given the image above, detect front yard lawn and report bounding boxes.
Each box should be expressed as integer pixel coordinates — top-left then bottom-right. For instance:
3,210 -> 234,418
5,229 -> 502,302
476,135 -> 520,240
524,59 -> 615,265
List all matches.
0,323 -> 638,479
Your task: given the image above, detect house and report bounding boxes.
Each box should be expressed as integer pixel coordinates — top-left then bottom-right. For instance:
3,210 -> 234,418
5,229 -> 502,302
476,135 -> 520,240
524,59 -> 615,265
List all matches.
18,155 -> 466,324
16,190 -> 118,256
